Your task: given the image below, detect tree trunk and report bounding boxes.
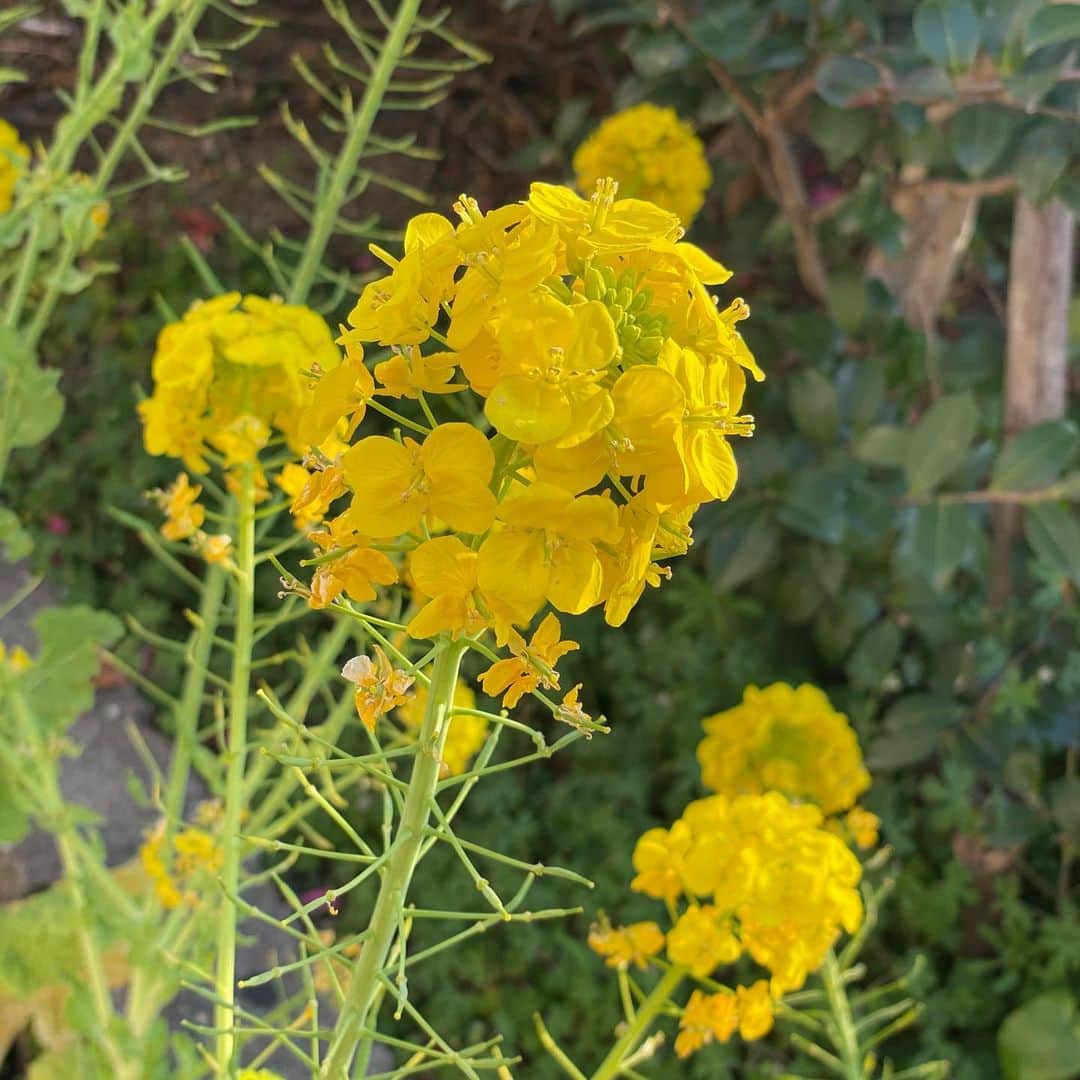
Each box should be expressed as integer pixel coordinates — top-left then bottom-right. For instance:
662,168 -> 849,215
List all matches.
991,197 -> 1075,604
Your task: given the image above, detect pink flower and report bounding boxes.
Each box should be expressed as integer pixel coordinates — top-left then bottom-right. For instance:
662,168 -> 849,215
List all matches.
46,513 -> 70,536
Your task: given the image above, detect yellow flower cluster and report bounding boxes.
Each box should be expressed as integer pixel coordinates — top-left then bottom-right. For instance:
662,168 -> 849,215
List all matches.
149,472 -> 233,565
138,292 -> 339,475
698,682 -> 871,816
675,980 -> 773,1058
632,792 -> 863,994
0,119 -> 28,214
295,180 -> 760,684
139,819 -> 223,909
573,104 -> 712,227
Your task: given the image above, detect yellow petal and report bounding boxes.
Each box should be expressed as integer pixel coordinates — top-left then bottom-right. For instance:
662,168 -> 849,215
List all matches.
547,540 -> 603,614
485,376 -> 572,444
477,531 -> 547,624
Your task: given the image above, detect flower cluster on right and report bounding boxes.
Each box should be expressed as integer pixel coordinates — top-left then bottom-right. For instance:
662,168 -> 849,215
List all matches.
590,682 -> 878,1060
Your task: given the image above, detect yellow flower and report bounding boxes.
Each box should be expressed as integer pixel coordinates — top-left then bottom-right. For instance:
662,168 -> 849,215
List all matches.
309,544 -> 399,609
151,472 -> 205,541
194,531 -> 233,566
277,461 -> 346,528
374,347 -> 463,398
484,294 -> 617,445
588,920 -> 665,971
297,332 -> 374,449
342,646 -> 414,732
736,980 -> 775,1040
140,293 -> 339,471
0,642 -> 32,674
666,904 -> 741,977
477,612 -> 579,708
342,424 -> 495,538
477,482 -> 620,622
697,683 -> 871,816
675,988 -> 738,1058
139,821 -> 221,909
845,805 -> 881,850
0,119 -> 29,214
630,820 -> 692,901
573,103 -> 712,227
406,536 -> 487,640
397,677 -> 487,777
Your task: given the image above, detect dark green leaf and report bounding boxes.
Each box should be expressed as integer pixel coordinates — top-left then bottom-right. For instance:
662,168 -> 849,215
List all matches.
815,55 -> 882,107
846,620 -> 902,689
855,424 -> 908,467
1024,503 -> 1080,584
998,989 -> 1080,1080
1015,122 -> 1072,204
914,0 -> 982,72
904,393 -> 978,494
826,270 -> 868,333
0,328 -> 65,450
1025,5 -> 1080,53
809,104 -> 875,167
900,502 -> 982,589
686,5 -> 764,65
629,35 -> 694,78
950,105 -> 1018,177
789,368 -> 841,447
868,693 -> 963,769
990,420 -> 1078,491
713,514 -> 781,591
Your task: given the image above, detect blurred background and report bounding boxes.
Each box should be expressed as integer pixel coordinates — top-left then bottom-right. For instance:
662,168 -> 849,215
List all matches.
1,1 -> 1078,1077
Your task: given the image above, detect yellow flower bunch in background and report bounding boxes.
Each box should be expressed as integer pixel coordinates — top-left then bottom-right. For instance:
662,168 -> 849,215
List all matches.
698,682 -> 879,845
138,292 -> 339,475
140,819 -> 223,909
573,104 -> 712,227
295,179 -> 761,704
396,675 -> 489,777
0,119 -> 28,214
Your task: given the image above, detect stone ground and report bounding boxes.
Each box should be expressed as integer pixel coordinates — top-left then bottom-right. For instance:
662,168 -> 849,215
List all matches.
0,562 -> 390,1077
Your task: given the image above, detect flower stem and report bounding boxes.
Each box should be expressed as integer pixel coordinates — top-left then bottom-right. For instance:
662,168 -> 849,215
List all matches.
821,948 -> 864,1080
213,461 -> 257,1071
320,636 -> 467,1078
590,965 -> 685,1080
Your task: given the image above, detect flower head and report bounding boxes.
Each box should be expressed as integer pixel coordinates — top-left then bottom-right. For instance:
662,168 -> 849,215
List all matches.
0,119 -> 29,214
573,104 -> 712,227
675,988 -> 738,1058
588,920 -> 665,971
342,646 -> 414,732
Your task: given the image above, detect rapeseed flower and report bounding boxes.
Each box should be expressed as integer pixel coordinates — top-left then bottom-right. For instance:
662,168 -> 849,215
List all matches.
0,120 -> 28,214
697,682 -> 871,816
573,103 -> 712,227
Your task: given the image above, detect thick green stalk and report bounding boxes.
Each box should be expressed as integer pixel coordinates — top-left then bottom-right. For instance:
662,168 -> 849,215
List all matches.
590,965 -> 685,1080
286,0 -> 424,305
213,462 -> 258,1071
821,949 -> 865,1080
164,564 -> 226,829
320,637 -> 468,1079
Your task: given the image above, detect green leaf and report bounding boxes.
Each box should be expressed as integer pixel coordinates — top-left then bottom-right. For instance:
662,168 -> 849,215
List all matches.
1024,503 -> 1080,584
789,368 -> 841,447
1015,122 -> 1072,205
904,393 -> 978,494
0,329 -> 64,450
825,270 -> 868,333
1025,5 -> 1080,53
629,34 -> 694,78
0,507 -> 33,561
686,5 -> 765,65
815,55 -> 882,107
809,104 -> 875,167
990,420 -> 1078,491
19,606 -> 123,736
846,620 -> 902,689
855,424 -> 908,467
998,989 -> 1080,1080
950,105 -> 1018,177
868,693 -> 962,769
914,0 -> 982,72
846,363 -> 886,431
713,514 -> 781,591
900,502 -> 982,589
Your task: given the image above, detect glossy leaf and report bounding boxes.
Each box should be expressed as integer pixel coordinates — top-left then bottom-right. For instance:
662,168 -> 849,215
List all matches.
904,393 -> 978,494
1025,4 -> 1080,53
990,420 -> 1078,491
950,105 -> 1018,177
914,0 -> 982,72
815,55 -> 881,107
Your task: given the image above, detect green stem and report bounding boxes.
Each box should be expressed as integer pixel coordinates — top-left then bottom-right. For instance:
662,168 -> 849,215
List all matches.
590,965 -> 685,1080
822,949 -> 865,1080
286,0 -> 424,304
320,636 -> 468,1079
213,461 -> 258,1071
164,564 -> 226,828
10,690 -> 135,1079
